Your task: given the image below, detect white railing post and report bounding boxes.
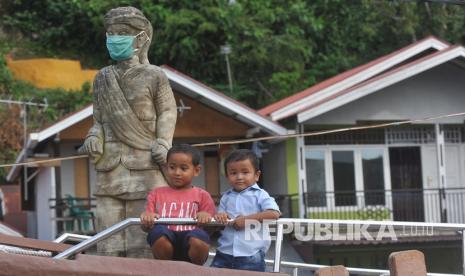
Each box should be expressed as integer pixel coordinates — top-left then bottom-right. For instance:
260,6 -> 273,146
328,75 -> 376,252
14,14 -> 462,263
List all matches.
435,123 -> 447,223
273,222 -> 284,272
296,123 -> 307,218
53,218 -> 139,259
462,230 -> 465,276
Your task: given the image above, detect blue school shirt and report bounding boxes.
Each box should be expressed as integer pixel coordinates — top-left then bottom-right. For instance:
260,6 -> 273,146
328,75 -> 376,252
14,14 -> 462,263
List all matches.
217,183 -> 280,257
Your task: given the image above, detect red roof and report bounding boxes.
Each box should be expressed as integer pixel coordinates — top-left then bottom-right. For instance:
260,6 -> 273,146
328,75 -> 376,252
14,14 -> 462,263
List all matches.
161,64 -> 283,124
36,65 -> 283,135
296,45 -> 461,118
258,36 -> 449,118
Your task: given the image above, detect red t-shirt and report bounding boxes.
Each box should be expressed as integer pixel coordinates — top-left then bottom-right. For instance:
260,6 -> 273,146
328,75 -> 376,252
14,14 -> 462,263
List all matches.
145,186 -> 216,231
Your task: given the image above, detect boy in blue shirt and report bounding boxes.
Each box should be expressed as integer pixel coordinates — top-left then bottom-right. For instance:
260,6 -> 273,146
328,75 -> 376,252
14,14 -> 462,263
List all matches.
211,149 -> 280,272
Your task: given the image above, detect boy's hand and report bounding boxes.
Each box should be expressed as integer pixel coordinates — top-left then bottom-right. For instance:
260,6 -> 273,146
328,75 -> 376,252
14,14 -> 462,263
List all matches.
213,212 -> 230,225
140,212 -> 159,231
232,215 -> 247,230
196,211 -> 212,225
231,210 -> 279,230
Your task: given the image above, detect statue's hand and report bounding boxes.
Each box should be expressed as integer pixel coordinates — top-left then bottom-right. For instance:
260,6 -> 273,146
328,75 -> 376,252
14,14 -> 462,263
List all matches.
82,136 -> 103,164
151,139 -> 169,165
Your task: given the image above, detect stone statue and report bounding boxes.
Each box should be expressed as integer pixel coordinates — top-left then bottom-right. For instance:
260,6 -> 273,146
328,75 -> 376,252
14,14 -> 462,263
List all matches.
81,6 -> 177,257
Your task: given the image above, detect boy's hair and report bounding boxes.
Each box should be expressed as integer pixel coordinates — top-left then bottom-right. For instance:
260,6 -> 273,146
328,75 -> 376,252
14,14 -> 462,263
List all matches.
224,149 -> 260,173
167,144 -> 200,166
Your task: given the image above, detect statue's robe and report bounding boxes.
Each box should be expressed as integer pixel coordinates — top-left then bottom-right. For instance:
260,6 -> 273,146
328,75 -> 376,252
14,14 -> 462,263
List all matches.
88,64 -> 177,200
86,64 -> 177,257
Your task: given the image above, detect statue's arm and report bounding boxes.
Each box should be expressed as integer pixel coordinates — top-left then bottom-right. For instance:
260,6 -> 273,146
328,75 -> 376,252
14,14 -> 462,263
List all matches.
81,75 -> 104,163
86,107 -> 104,142
155,71 -> 177,142
151,71 -> 177,164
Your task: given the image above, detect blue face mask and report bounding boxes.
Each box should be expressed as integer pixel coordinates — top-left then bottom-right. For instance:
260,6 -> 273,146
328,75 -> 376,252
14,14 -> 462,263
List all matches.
106,31 -> 146,61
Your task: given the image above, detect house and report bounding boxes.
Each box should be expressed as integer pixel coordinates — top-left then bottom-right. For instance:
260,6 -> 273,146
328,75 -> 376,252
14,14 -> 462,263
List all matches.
259,36 -> 465,224
256,35 -> 465,273
6,65 -> 288,240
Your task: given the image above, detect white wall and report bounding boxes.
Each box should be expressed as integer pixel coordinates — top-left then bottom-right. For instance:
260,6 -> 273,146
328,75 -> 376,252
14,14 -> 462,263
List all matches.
422,144 -> 465,223
192,151 -> 205,189
35,167 -> 56,240
89,162 -> 96,197
421,144 -> 465,189
307,62 -> 465,125
219,168 -> 229,194
26,211 -> 37,238
60,143 -> 78,197
262,142 -> 288,195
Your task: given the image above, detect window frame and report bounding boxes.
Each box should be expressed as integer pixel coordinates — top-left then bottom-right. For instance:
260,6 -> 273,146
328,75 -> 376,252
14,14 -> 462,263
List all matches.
305,145 -> 391,212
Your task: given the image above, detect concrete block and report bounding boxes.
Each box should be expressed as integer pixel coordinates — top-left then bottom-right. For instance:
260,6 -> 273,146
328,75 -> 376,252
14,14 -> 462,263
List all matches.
389,250 -> 427,276
315,265 -> 349,276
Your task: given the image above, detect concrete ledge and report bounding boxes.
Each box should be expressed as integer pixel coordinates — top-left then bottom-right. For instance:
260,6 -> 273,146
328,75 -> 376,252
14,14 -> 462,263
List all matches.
0,252 -> 285,275
389,249 -> 427,276
315,265 -> 349,276
0,234 -> 71,253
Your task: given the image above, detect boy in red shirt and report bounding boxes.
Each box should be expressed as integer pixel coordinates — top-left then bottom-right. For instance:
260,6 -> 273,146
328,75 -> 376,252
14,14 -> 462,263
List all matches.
140,144 -> 216,265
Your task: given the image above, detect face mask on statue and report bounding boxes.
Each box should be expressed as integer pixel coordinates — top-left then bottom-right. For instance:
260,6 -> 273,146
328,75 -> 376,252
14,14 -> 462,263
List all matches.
106,31 -> 148,61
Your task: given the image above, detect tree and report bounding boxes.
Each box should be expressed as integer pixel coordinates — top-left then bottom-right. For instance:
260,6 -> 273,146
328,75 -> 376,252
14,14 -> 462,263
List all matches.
3,0 -> 465,108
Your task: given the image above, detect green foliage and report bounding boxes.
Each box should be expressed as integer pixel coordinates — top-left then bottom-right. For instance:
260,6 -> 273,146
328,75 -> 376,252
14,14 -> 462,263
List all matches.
0,44 -> 14,91
3,0 -> 465,109
2,0 -> 108,67
2,0 -> 465,182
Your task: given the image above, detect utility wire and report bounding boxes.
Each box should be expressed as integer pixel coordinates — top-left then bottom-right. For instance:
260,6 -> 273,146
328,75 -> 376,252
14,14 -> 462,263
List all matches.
1,111 -> 464,169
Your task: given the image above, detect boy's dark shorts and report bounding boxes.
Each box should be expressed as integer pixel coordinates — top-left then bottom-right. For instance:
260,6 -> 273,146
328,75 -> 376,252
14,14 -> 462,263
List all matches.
147,225 -> 210,262
210,250 -> 266,272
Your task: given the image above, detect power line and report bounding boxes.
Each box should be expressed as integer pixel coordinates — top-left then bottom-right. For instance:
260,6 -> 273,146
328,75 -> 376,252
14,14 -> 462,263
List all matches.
192,111 -> 465,147
0,98 -> 48,108
0,98 -> 48,200
1,111 -> 464,169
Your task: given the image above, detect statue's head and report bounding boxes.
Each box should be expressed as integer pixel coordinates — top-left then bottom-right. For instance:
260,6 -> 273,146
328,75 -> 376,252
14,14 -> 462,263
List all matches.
104,7 -> 153,64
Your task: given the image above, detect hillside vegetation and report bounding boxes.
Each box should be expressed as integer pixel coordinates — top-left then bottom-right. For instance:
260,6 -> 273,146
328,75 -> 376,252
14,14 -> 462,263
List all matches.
1,0 -> 465,181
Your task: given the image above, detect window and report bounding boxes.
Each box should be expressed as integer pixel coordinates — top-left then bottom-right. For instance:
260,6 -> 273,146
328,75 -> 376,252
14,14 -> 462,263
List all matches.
361,149 -> 385,205
305,151 -> 326,207
332,151 -> 356,206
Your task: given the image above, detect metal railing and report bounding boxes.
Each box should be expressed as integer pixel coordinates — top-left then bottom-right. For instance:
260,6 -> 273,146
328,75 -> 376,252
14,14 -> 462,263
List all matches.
273,188 -> 465,223
54,233 -> 92,244
53,218 -> 226,259
274,219 -> 465,275
272,193 -> 300,218
55,233 -> 397,275
52,217 -> 465,275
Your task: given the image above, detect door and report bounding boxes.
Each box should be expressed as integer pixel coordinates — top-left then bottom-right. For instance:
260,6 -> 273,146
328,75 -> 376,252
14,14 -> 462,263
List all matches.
421,146 -> 441,222
444,146 -> 464,223
389,147 -> 424,221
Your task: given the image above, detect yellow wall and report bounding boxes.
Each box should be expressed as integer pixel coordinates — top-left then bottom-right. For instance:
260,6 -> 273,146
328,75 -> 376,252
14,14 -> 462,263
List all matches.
6,57 -> 97,90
